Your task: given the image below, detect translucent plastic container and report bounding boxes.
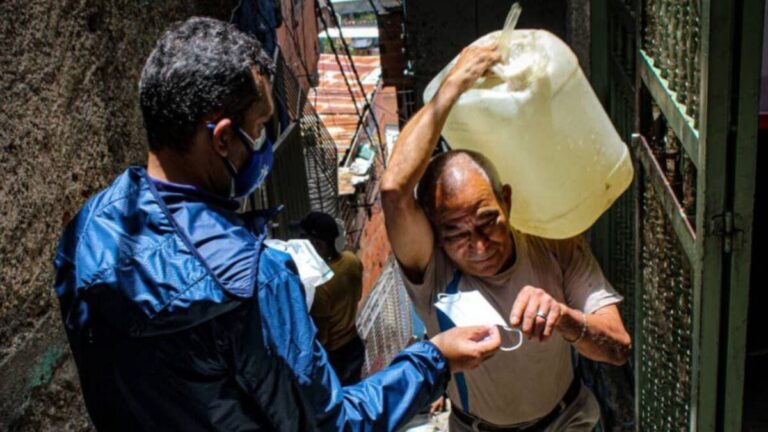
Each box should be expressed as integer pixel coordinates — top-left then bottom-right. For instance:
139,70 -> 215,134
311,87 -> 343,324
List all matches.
424,25 -> 634,239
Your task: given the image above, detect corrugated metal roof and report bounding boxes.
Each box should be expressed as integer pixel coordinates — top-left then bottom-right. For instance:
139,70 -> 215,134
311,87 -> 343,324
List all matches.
310,54 -> 381,158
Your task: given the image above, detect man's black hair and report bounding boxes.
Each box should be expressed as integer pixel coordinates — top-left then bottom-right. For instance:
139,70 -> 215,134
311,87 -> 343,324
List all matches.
300,212 -> 339,248
139,17 -> 273,152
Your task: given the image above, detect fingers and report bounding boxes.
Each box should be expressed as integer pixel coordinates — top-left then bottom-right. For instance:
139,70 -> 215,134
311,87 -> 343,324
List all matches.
429,397 -> 445,415
509,286 -> 531,327
431,326 -> 501,372
458,325 -> 501,355
532,300 -> 550,340
542,303 -> 562,340
448,43 -> 502,92
476,325 -> 501,354
522,295 -> 540,338
462,326 -> 500,370
471,45 -> 501,71
511,286 -> 563,341
464,324 -> 494,342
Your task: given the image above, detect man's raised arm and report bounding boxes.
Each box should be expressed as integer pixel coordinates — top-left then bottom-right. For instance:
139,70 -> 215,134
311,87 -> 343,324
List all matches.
380,44 -> 500,281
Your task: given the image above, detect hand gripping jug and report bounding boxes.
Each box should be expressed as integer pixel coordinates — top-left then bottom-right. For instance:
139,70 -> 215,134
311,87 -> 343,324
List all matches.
424,5 -> 633,239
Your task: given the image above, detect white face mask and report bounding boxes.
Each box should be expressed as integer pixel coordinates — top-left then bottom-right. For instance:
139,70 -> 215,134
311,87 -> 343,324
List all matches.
435,290 -> 524,352
264,239 -> 334,310
240,127 -> 268,151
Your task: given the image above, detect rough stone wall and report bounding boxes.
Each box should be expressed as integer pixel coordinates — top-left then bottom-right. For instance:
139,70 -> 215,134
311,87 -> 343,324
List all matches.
0,1 -> 235,429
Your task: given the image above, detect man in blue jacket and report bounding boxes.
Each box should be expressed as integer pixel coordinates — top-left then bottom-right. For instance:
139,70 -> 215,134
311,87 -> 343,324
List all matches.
53,17 -> 501,431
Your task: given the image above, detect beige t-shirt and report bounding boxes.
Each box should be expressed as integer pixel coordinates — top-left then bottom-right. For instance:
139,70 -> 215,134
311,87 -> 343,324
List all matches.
399,229 -> 622,425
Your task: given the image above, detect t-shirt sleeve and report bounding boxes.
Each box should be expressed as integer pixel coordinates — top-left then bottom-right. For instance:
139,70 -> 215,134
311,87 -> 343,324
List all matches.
396,248 -> 454,322
556,236 -> 623,314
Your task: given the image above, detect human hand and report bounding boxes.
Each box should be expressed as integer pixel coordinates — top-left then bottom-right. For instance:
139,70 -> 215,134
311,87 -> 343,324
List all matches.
430,325 -> 501,372
509,285 -> 564,341
443,43 -> 501,96
428,396 -> 446,416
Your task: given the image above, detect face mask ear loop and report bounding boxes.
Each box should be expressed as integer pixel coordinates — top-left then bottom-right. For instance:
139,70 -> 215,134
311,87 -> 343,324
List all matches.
436,291 -> 462,303
233,124 -> 269,153
499,325 -> 524,352
206,122 -> 239,199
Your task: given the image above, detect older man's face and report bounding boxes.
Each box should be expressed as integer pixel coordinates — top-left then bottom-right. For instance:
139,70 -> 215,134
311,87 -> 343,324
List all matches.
433,167 -> 514,277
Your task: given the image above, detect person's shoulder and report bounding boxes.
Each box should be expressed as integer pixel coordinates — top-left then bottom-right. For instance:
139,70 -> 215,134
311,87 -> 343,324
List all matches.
57,168 -> 146,267
341,250 -> 362,266
520,230 -> 586,265
70,168 -> 141,224
396,245 -> 453,288
89,167 -> 145,213
340,250 -> 358,260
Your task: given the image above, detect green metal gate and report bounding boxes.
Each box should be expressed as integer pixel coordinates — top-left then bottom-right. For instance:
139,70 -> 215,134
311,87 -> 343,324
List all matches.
590,0 -> 762,430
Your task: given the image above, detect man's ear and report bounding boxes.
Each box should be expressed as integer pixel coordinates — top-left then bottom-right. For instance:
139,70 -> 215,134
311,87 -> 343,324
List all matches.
502,184 -> 512,215
209,118 -> 234,157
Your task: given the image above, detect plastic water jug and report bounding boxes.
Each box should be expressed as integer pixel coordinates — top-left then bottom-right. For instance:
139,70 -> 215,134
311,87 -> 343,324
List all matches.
423,6 -> 633,239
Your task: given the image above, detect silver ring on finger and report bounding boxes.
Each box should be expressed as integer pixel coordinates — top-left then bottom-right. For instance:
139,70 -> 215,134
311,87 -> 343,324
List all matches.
535,310 -> 548,320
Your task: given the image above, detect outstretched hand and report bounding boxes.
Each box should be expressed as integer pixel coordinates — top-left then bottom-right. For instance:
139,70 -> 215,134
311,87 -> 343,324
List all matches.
430,325 -> 501,372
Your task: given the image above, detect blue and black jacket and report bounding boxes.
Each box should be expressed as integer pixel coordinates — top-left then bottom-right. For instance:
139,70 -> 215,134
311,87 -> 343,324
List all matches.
54,167 -> 449,431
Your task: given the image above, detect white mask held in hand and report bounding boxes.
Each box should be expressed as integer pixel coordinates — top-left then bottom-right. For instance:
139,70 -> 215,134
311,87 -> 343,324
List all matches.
435,290 -> 523,351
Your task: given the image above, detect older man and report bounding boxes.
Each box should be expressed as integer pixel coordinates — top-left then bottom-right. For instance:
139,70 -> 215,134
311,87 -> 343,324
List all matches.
53,18 -> 502,432
381,44 -> 632,431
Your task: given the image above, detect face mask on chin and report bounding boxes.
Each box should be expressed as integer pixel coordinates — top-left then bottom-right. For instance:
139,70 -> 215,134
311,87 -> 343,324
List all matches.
207,123 -> 274,199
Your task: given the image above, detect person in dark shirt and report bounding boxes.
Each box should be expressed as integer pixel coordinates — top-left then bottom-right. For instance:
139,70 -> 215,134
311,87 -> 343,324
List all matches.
302,212 -> 365,385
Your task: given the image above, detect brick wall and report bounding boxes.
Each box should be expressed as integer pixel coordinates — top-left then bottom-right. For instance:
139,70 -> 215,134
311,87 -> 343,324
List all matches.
276,0 -> 320,89
355,202 -> 391,305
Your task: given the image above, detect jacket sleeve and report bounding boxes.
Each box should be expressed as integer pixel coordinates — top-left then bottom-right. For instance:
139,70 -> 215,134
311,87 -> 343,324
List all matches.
257,251 -> 450,432
312,339 -> 450,432
231,298 -> 319,432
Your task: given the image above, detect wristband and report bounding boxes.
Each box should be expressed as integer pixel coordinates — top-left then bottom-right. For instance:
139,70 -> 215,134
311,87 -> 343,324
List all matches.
564,311 -> 588,345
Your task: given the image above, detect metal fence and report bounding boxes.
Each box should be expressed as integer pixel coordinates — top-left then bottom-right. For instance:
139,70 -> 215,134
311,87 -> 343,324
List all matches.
591,0 -> 762,430
273,47 -> 341,219
356,257 -> 414,377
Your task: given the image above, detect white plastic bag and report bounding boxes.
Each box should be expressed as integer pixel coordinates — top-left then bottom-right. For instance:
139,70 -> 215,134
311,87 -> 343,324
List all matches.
264,239 -> 334,309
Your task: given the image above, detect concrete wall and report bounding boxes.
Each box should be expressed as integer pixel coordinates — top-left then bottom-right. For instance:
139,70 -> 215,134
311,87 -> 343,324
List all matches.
0,1 -> 236,429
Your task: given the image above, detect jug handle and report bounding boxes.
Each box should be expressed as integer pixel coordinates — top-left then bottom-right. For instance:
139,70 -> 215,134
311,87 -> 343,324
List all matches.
497,3 -> 522,59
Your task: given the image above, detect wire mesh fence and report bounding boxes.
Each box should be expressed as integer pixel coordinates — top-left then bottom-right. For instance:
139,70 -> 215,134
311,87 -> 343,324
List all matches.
356,257 -> 414,377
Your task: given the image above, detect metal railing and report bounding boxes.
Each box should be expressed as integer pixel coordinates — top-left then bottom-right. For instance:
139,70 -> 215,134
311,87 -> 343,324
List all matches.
273,47 -> 341,219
